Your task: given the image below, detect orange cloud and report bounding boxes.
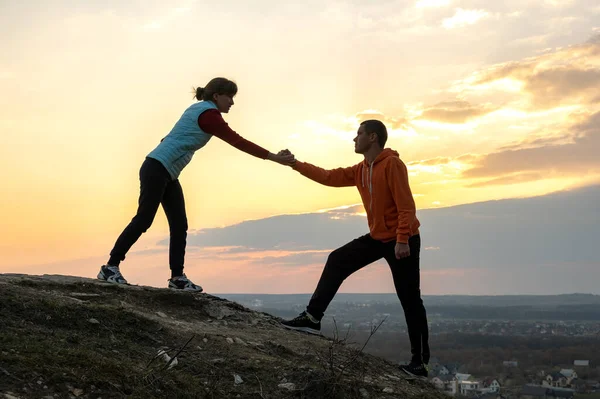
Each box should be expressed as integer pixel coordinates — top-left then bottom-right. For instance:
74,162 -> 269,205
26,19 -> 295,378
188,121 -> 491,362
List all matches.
355,110 -> 411,130
416,100 -> 497,124
463,111 -> 600,181
461,34 -> 600,109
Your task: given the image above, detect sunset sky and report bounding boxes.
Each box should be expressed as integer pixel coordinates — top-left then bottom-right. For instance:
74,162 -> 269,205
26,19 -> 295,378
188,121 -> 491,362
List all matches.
1,0 -> 599,294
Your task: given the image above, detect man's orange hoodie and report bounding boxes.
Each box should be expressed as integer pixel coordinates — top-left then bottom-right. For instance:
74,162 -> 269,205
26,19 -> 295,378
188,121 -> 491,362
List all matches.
292,148 -> 420,244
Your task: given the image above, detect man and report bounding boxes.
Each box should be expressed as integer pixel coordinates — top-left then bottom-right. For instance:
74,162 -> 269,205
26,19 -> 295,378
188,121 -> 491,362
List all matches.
281,120 -> 430,377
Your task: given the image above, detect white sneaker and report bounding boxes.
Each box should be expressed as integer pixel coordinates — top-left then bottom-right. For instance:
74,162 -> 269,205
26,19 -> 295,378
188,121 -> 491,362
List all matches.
97,265 -> 128,285
168,274 -> 203,292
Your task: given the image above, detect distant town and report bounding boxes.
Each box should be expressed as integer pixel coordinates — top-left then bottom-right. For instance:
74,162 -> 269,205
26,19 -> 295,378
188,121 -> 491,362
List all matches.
220,293 -> 600,398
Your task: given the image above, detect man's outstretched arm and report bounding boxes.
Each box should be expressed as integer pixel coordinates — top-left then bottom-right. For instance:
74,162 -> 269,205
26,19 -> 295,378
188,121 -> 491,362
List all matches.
293,161 -> 357,187
280,150 -> 357,187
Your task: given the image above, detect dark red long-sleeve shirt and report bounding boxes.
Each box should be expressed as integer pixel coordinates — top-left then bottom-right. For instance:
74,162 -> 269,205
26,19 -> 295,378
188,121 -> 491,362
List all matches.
198,109 -> 269,159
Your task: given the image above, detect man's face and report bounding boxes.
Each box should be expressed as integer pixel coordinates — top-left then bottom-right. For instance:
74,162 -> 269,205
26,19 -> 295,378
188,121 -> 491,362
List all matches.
354,125 -> 374,154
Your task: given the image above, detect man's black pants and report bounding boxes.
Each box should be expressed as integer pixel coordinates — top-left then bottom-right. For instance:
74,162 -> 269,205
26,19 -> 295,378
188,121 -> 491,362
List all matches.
306,234 -> 430,364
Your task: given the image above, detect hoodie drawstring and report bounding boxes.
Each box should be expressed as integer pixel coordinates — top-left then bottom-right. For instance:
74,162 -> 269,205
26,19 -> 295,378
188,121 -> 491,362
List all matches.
362,165 -> 365,188
369,161 -> 374,211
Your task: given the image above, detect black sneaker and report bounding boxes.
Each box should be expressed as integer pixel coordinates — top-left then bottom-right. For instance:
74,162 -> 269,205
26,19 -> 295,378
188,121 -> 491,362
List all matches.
281,311 -> 321,335
168,274 -> 203,292
97,265 -> 128,285
400,362 -> 428,378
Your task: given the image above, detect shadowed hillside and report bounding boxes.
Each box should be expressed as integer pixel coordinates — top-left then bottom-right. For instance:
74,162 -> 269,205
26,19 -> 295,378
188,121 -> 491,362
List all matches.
0,274 -> 445,399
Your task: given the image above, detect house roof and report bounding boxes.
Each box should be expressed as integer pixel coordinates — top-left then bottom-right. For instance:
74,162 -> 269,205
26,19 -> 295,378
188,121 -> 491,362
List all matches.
560,369 -> 576,378
574,360 -> 589,366
482,377 -> 499,386
550,372 -> 567,380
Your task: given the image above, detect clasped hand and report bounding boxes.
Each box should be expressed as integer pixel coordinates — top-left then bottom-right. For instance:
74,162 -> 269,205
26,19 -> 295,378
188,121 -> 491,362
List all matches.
269,149 -> 297,166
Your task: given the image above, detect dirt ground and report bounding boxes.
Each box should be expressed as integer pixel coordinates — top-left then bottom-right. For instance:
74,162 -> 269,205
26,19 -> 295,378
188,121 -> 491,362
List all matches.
0,274 -> 445,399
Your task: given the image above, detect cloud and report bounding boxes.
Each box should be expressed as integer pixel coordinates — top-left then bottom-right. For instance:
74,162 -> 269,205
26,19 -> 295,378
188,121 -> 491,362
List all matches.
463,111 -> 600,181
307,35 -> 599,139
415,0 -> 451,9
408,153 -> 480,168
455,35 -> 600,109
466,172 -> 545,188
141,3 -> 195,31
165,209 -> 369,252
409,156 -> 452,166
510,33 -> 553,47
524,67 -> 600,108
247,251 -> 330,267
544,0 -> 576,8
355,110 -> 411,130
416,100 -> 497,124
442,8 -> 490,29
155,185 -> 600,277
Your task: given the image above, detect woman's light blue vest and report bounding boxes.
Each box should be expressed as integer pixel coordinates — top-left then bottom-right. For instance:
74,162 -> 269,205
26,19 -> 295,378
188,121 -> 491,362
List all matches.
147,101 -> 218,179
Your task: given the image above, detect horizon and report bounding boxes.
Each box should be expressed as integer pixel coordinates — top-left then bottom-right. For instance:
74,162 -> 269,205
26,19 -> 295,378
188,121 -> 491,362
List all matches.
1,1 -> 599,295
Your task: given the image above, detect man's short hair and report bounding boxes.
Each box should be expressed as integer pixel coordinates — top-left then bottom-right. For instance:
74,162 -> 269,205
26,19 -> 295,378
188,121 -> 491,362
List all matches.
360,120 -> 387,147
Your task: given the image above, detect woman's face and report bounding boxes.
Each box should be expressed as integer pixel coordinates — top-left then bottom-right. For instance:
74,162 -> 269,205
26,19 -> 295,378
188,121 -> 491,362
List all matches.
213,93 -> 235,113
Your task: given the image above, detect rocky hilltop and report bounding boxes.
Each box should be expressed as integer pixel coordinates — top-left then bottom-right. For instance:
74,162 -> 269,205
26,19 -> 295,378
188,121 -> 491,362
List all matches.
0,274 -> 444,399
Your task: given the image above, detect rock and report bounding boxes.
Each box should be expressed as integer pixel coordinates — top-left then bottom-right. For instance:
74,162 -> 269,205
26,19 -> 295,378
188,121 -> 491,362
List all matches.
4,393 -> 20,399
157,350 -> 171,362
233,374 -> 243,385
226,337 -> 234,344
278,383 -> 296,391
205,304 -> 234,319
156,312 -> 167,318
71,388 -> 84,396
234,337 -> 246,345
69,292 -> 101,297
364,376 -> 373,383
211,358 -> 225,364
203,338 -> 208,343
156,350 -> 177,369
167,357 -> 178,369
359,388 -> 369,398
384,374 -> 400,381
382,387 -> 394,393
88,318 -> 100,324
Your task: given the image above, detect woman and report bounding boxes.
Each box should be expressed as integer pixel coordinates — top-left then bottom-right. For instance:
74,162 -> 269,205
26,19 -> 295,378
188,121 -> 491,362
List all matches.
98,77 -> 295,291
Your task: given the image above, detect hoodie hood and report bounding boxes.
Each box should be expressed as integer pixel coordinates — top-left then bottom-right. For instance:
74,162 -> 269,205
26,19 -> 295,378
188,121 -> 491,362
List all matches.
361,148 -> 400,189
363,148 -> 399,166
